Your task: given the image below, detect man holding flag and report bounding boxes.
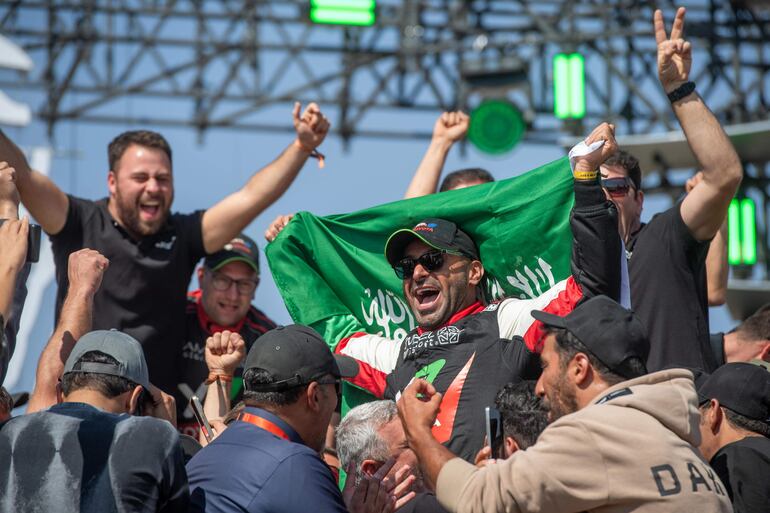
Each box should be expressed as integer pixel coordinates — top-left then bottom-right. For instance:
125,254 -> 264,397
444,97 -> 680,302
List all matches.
331,122 -> 623,461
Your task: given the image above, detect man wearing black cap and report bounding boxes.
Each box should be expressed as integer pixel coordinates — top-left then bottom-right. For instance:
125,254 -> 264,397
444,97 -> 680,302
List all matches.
337,123 -> 623,461
0,330 -> 189,512
175,233 -> 276,437
186,324 -> 363,513
398,295 -> 733,513
697,362 -> 770,513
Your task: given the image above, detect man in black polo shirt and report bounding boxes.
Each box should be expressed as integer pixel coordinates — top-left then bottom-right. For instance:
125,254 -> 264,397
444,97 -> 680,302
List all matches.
176,233 -> 276,437
0,102 -> 328,392
600,9 -> 743,372
697,362 -> 770,513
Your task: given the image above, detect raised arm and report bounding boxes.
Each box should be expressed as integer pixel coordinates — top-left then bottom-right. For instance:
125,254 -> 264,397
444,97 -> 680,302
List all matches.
0,166 -> 26,324
200,330 -> 245,444
201,102 -> 330,253
404,111 -> 469,199
655,8 -> 742,242
686,172 -> 728,305
27,249 -> 108,412
0,131 -> 69,235
569,123 -> 622,301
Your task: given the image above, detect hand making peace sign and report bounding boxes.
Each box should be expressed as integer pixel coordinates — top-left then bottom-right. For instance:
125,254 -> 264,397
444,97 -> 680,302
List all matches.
654,7 -> 692,94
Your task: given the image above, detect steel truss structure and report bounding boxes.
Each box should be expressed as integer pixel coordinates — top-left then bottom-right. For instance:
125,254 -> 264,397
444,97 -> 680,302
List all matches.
0,0 -> 768,143
1,0 -> 770,275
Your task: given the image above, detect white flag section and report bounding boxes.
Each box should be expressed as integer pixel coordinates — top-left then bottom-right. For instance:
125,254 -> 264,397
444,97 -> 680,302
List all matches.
4,146 -> 56,391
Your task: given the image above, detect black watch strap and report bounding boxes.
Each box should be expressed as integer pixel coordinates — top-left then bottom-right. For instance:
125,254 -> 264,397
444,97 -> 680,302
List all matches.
667,81 -> 696,103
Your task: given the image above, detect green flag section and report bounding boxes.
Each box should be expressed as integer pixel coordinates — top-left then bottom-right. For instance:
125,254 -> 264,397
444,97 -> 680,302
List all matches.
266,157 -> 575,411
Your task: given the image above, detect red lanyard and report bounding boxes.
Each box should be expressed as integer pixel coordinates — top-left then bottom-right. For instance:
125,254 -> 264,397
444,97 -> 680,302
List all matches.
238,412 -> 291,441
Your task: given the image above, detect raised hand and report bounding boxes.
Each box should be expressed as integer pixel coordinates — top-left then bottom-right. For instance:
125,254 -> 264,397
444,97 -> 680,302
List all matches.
432,111 -> 469,145
205,330 -> 246,377
0,217 -> 28,273
264,213 -> 295,242
654,7 -> 692,93
0,161 -> 20,214
67,248 -> 109,297
293,102 -> 331,151
572,122 -> 618,175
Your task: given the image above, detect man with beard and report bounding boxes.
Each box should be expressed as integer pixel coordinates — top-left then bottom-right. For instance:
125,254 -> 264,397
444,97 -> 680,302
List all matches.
336,122 -> 623,462
0,102 -> 328,392
397,295 -> 733,513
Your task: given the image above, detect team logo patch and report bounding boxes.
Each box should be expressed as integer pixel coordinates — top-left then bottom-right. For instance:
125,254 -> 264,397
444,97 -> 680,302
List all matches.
403,326 -> 463,360
413,222 -> 438,233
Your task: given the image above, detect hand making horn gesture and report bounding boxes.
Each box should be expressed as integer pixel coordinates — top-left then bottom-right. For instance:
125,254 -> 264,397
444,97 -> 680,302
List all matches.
654,7 -> 692,94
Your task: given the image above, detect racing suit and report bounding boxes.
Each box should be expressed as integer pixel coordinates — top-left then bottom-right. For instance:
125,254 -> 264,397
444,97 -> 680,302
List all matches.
336,178 -> 622,461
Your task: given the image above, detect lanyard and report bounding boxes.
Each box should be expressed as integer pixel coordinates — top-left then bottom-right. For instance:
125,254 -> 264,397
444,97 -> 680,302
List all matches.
238,412 -> 291,441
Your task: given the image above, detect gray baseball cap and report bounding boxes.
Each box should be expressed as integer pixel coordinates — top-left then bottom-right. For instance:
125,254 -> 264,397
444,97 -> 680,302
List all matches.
63,330 -> 151,390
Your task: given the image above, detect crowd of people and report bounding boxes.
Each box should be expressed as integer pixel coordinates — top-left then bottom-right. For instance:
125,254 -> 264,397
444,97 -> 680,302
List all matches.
0,7 -> 768,513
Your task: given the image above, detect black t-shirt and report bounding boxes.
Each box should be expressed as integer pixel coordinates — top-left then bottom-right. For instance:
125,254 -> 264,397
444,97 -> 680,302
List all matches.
175,293 -> 276,438
49,196 -> 206,392
0,402 -> 189,512
710,436 -> 770,513
627,202 -> 715,372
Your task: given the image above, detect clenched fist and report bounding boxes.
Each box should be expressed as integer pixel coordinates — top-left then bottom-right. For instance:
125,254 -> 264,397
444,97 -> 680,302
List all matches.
205,330 -> 246,377
293,102 -> 331,151
573,122 -> 618,176
67,249 -> 109,297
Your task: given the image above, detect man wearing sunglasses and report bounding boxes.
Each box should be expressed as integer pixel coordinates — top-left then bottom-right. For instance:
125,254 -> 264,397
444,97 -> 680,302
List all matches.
174,233 -> 276,438
336,122 -> 623,462
599,7 -> 743,374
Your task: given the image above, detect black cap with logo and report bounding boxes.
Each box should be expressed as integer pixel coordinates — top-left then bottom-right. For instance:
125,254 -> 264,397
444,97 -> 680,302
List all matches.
244,325 -> 359,391
385,218 -> 479,266
205,233 -> 260,276
697,362 -> 770,423
531,295 -> 650,380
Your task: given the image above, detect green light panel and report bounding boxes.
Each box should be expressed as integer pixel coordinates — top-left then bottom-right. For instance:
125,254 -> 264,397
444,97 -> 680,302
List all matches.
310,0 -> 376,26
553,53 -> 585,119
728,199 -> 741,265
727,197 -> 758,266
741,198 -> 757,265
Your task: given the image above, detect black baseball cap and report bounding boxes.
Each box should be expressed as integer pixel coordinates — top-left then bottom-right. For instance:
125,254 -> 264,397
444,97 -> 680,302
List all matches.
385,218 -> 479,266
697,362 -> 770,422
244,325 -> 358,391
205,234 -> 260,275
531,295 -> 649,379
63,330 -> 152,390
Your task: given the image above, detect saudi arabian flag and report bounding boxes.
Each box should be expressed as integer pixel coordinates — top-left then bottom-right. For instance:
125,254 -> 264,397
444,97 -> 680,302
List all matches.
266,156 -> 575,412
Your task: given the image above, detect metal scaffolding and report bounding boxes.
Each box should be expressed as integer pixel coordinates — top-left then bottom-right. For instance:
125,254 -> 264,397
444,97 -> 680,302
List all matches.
0,0 -> 767,144
1,0 -> 769,293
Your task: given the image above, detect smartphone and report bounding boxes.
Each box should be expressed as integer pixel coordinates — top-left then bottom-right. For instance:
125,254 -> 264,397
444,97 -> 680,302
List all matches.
485,406 -> 503,459
190,396 -> 214,443
0,220 -> 41,262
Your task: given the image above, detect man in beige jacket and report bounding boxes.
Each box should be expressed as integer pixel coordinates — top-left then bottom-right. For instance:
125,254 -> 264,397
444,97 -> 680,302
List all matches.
398,295 -> 733,513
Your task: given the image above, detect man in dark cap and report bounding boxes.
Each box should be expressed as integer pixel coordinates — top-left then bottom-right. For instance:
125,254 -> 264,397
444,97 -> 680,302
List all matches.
697,362 -> 770,513
398,295 -> 732,513
336,123 -> 624,461
175,233 -> 276,437
0,330 -> 189,512
186,324 -> 375,513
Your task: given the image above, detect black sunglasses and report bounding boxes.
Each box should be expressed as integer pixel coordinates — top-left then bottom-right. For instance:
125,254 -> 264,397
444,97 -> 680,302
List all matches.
394,250 -> 462,280
601,177 -> 635,197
